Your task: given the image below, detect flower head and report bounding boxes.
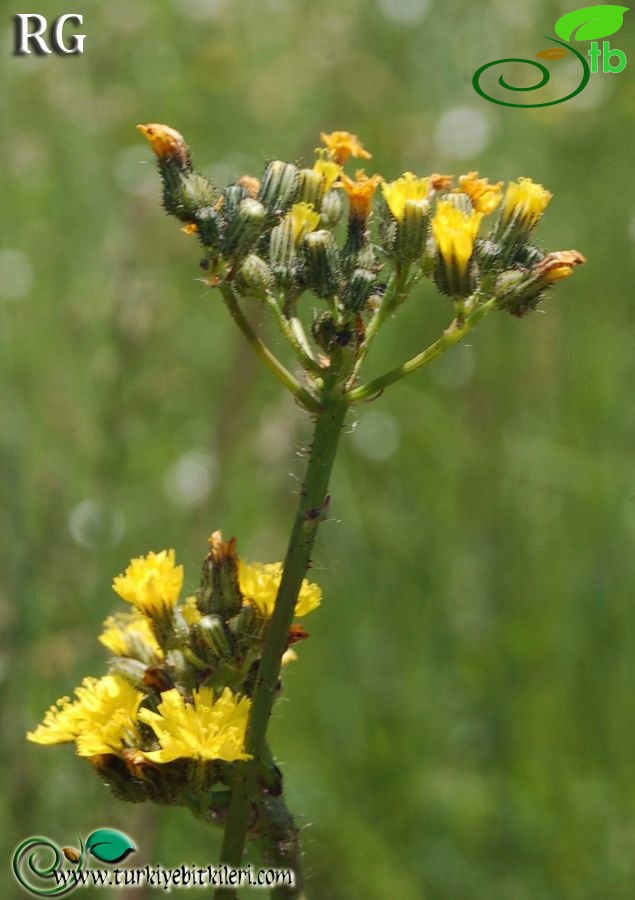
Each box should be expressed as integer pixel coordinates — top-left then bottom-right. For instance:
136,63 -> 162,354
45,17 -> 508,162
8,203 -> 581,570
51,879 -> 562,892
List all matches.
286,202 -> 321,244
112,549 -> 183,618
27,675 -> 144,758
502,177 -> 552,229
340,170 -> 383,222
382,172 -> 430,222
137,123 -> 190,168
432,201 -> 482,277
457,172 -> 503,215
100,610 -> 163,660
138,687 -> 251,763
238,559 -> 321,618
313,156 -> 342,192
320,130 -> 371,165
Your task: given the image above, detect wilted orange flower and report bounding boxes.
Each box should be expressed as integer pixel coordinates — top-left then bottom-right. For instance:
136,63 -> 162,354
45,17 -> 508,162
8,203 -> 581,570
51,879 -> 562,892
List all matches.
239,175 -> 261,198
320,131 -> 371,165
535,250 -> 586,283
340,170 -> 383,221
137,123 -> 189,168
458,172 -> 503,215
430,173 -> 454,192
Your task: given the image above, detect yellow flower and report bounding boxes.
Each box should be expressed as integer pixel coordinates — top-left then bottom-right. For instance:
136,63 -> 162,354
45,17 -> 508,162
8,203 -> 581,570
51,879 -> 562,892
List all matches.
137,123 -> 189,168
534,249 -> 586,284
238,559 -> 321,618
502,177 -> 552,229
340,170 -> 383,222
112,549 -> 183,617
320,130 -> 371,165
181,595 -> 202,626
285,202 -> 321,244
27,675 -> 144,757
431,201 -> 482,277
313,157 -> 342,192
138,687 -> 251,763
457,172 -> 503,215
382,172 -> 430,221
99,610 -> 163,660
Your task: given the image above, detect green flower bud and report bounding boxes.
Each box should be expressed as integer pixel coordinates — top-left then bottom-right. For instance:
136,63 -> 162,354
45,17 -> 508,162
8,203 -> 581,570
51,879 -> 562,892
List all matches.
258,160 -> 299,215
193,614 -> 232,660
162,171 -> 216,223
233,254 -> 274,299
197,531 -> 243,619
320,188 -> 344,227
108,657 -> 150,692
297,168 -> 325,209
195,206 -> 221,248
302,230 -> 341,299
223,198 -> 266,260
344,268 -> 376,312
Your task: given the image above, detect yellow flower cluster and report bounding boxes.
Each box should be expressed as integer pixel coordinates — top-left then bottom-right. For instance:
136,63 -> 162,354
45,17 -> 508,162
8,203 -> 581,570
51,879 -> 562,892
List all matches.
28,543 -> 318,769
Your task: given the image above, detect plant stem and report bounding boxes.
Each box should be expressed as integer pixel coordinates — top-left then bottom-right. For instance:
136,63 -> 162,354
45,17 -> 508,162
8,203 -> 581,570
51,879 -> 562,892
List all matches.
265,294 -> 322,376
347,296 -> 497,403
214,381 -> 348,897
348,263 -> 409,385
219,283 -> 322,414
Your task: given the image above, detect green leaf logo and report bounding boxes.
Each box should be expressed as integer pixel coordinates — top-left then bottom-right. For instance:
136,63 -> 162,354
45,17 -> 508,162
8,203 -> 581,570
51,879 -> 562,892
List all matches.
555,5 -> 629,41
85,829 -> 136,864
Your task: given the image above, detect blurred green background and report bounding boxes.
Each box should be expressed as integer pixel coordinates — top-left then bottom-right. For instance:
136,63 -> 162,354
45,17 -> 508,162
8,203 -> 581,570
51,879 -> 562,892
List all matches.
2,0 -> 635,897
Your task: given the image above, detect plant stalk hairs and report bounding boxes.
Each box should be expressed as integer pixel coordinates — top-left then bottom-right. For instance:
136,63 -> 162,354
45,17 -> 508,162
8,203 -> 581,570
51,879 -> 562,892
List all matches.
27,125 -> 585,897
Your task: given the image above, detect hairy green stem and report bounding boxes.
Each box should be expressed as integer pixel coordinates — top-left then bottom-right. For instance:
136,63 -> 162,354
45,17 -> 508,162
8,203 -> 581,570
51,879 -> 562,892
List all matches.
215,379 -> 348,897
348,263 -> 410,385
265,294 -> 322,376
347,296 -> 497,403
219,283 -> 322,414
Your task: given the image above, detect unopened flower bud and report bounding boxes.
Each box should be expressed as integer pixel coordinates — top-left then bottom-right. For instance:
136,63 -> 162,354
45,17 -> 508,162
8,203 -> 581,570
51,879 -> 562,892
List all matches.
233,254 -> 274,299
312,311 -> 339,352
109,657 -> 150,692
320,189 -> 344,227
197,531 -> 243,619
192,614 -> 232,660
302,230 -> 341,299
258,160 -> 299,215
223,198 -> 266,260
195,206 -> 221,248
298,168 -> 325,209
344,268 -> 377,312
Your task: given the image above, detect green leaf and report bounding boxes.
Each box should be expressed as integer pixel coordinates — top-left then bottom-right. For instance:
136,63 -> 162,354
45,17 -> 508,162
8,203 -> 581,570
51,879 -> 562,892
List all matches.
85,829 -> 136,864
555,5 -> 629,42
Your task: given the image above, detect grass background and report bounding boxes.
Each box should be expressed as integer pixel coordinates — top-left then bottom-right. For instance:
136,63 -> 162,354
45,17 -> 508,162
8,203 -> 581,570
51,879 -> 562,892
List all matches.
2,0 -> 635,897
